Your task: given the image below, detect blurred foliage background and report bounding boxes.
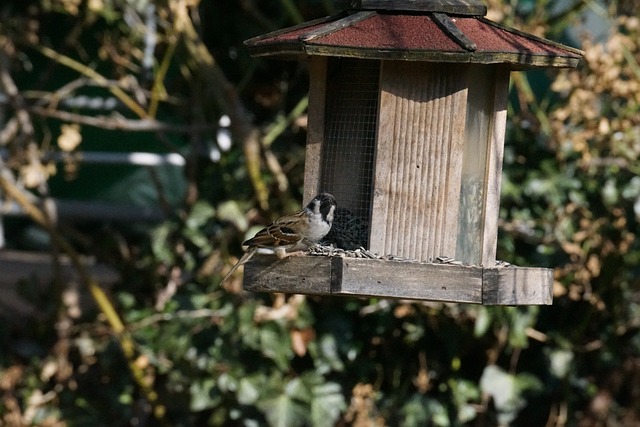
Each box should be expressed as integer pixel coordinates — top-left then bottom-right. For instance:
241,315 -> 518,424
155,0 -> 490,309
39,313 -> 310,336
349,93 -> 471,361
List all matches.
0,0 -> 639,426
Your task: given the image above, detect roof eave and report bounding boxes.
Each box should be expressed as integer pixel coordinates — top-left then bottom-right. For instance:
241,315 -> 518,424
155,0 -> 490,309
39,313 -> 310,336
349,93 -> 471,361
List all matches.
247,42 -> 581,69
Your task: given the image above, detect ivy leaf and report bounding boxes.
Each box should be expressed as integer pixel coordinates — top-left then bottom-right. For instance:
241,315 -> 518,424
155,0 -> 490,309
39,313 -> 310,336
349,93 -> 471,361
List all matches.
190,378 -> 219,411
479,365 -> 525,425
285,377 -> 313,403
258,394 -> 308,427
186,200 -> 216,229
151,222 -> 177,264
400,395 -> 450,427
237,377 -> 261,405
547,349 -> 574,378
474,306 -> 492,338
217,199 -> 248,232
310,381 -> 346,427
260,323 -> 293,370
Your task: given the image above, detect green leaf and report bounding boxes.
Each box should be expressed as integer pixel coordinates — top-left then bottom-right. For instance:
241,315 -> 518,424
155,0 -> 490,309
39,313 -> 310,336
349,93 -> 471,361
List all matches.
448,378 -> 480,423
402,321 -> 425,343
515,372 -> 543,395
260,323 -> 293,370
186,200 -> 216,229
400,395 -> 450,427
507,307 -> 539,349
474,306 -> 492,338
183,226 -> 211,251
310,382 -> 345,427
238,377 -> 261,405
313,333 -> 345,373
190,378 -> 219,411
258,394 -> 308,427
151,222 -> 177,264
217,200 -> 248,231
547,349 -> 574,379
285,377 -> 312,403
479,365 -> 525,425
217,372 -> 238,393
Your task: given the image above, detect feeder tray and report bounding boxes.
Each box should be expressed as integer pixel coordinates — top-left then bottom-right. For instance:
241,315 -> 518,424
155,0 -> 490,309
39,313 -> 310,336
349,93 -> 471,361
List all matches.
244,252 -> 552,305
241,0 -> 582,305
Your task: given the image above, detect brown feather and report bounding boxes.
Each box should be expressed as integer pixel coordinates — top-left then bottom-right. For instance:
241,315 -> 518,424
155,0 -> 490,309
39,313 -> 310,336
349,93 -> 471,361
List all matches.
243,209 -> 310,248
219,247 -> 257,285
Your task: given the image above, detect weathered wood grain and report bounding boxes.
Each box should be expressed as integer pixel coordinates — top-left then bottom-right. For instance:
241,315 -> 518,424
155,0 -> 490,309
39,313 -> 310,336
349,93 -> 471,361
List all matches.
455,64 -> 510,266
336,258 -> 482,303
371,61 -> 468,262
243,255 -> 334,295
483,267 -> 553,305
249,43 -> 581,69
243,255 -> 553,305
303,56 -> 327,203
481,65 -> 510,266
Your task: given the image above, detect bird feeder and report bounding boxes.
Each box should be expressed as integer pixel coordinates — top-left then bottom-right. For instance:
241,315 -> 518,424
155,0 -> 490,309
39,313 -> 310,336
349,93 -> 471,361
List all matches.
241,0 -> 583,305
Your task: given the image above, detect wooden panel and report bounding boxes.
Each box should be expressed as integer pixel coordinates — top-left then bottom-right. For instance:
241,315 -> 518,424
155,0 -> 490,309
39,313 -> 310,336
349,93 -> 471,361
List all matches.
483,267 -> 553,305
481,66 -> 510,266
337,258 -> 482,303
456,65 -> 509,266
371,61 -> 468,261
303,56 -> 327,203
243,255 -> 553,305
243,255 -> 334,295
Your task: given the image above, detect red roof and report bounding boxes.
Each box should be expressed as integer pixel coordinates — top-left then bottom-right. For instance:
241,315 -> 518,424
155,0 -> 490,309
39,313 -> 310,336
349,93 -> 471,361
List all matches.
245,11 -> 583,69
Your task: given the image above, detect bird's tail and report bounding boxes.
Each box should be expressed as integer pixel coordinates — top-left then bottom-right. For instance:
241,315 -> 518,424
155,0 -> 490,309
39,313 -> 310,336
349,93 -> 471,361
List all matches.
219,247 -> 257,286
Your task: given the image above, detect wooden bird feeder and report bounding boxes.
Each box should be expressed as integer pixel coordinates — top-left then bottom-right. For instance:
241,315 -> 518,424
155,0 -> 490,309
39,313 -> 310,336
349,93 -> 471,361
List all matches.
241,0 -> 583,305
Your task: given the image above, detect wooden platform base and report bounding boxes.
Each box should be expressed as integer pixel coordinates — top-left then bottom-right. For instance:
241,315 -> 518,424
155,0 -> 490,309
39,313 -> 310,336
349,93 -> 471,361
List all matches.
243,254 -> 552,305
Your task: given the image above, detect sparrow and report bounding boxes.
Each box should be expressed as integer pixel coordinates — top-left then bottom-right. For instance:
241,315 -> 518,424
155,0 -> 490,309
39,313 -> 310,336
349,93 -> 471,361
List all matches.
220,193 -> 336,285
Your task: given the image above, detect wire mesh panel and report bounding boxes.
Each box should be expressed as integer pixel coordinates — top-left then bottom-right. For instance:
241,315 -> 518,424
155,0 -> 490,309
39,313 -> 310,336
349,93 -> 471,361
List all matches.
320,58 -> 380,248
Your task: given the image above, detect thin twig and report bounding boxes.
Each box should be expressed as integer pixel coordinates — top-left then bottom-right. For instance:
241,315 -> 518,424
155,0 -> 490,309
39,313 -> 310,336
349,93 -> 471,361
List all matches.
28,106 -> 217,133
0,50 -> 35,138
279,0 -> 305,24
148,38 -> 176,118
262,95 -> 308,148
239,0 -> 279,31
129,308 -> 222,330
37,45 -> 148,118
32,77 -> 90,108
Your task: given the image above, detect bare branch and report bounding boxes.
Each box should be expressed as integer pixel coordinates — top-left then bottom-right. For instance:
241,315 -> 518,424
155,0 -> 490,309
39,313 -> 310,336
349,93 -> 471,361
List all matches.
28,106 -> 217,133
37,45 -> 149,118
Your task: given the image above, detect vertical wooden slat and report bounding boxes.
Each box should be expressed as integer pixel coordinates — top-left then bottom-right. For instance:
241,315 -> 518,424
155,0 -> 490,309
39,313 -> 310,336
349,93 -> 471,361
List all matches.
456,64 -> 509,266
457,64 -> 492,265
455,64 -> 509,267
481,66 -> 510,266
371,61 -> 468,261
304,56 -> 327,204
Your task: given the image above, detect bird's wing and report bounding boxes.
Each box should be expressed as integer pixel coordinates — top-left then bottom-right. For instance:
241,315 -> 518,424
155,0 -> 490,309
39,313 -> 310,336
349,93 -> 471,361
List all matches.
243,210 -> 309,248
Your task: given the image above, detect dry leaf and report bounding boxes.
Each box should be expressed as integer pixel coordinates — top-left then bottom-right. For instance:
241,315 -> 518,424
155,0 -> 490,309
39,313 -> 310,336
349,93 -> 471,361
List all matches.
57,124 -> 82,152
